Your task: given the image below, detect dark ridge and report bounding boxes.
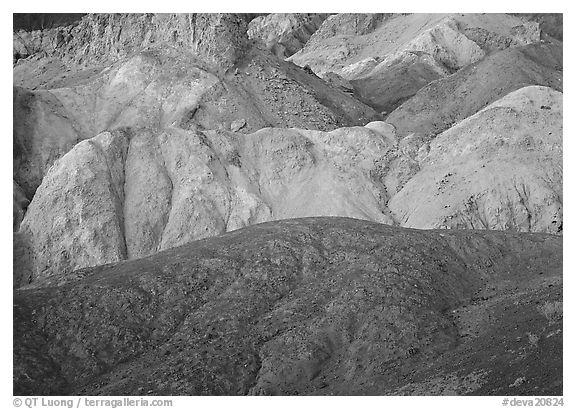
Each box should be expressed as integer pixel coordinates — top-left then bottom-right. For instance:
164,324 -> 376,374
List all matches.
13,13 -> 86,32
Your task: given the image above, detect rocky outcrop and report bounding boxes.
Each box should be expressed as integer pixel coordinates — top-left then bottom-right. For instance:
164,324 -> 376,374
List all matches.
14,217 -> 562,395
289,14 -> 542,113
19,131 -> 129,284
304,13 -> 393,45
13,13 -> 249,72
13,46 -> 379,197
18,85 -> 564,283
18,122 -> 400,282
389,86 -> 562,234
289,13 -> 540,78
386,42 -> 563,138
511,13 -> 562,41
12,14 -> 564,397
248,14 -> 329,58
350,51 -> 450,114
13,86 -> 83,198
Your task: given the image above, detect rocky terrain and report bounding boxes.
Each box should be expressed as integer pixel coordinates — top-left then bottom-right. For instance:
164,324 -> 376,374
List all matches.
386,42 -> 562,138
14,218 -> 562,395
288,13 -> 544,113
248,14 -> 330,58
13,13 -> 562,396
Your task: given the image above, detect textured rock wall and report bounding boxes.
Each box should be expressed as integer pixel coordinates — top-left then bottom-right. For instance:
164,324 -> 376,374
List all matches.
19,131 -> 129,283
386,42 -> 563,138
18,122 -> 399,282
14,13 -> 249,71
18,85 -> 563,285
13,46 -> 379,199
389,86 -> 563,234
248,14 -> 330,58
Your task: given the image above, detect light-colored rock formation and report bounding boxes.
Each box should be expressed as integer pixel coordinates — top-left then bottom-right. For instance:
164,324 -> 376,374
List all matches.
248,14 -> 329,58
386,42 -> 563,138
289,13 -> 542,113
19,131 -> 129,283
13,13 -> 250,72
14,46 -> 378,198
19,122 -> 400,281
389,86 -> 562,234
290,13 -> 539,78
19,83 -> 564,282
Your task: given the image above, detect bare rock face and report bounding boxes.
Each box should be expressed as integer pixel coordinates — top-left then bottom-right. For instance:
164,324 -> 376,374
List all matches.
290,14 -> 538,78
13,86 -> 83,198
13,46 -> 378,198
349,51 -> 450,114
289,14 -> 542,113
13,13 -> 249,72
305,13 -> 393,45
248,14 -> 330,58
18,123 -> 402,282
511,13 -> 562,41
14,217 -> 562,395
19,131 -> 129,284
389,86 -> 562,234
386,42 -> 563,138
12,14 -> 564,396
18,83 -> 563,283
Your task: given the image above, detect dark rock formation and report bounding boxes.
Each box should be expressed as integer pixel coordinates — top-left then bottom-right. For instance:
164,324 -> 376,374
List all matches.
14,217 -> 562,396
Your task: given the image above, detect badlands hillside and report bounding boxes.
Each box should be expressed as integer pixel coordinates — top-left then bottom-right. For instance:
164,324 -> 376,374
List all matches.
13,13 -> 562,396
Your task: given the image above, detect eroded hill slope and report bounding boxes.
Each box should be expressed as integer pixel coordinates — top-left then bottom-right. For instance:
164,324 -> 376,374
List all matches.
14,217 -> 562,395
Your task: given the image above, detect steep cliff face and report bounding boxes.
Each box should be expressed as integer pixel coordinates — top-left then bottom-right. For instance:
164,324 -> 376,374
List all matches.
14,13 -> 250,72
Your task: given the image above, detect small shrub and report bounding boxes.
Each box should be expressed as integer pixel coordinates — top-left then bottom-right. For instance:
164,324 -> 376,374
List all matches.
527,332 -> 539,347
538,301 -> 563,323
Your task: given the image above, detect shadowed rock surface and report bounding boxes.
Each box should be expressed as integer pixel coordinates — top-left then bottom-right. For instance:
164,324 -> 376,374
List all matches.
14,217 -> 562,395
248,14 -> 330,58
350,51 -> 449,114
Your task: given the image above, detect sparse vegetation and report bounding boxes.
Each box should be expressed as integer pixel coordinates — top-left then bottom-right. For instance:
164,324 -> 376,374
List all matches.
527,332 -> 540,347
538,301 -> 563,324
